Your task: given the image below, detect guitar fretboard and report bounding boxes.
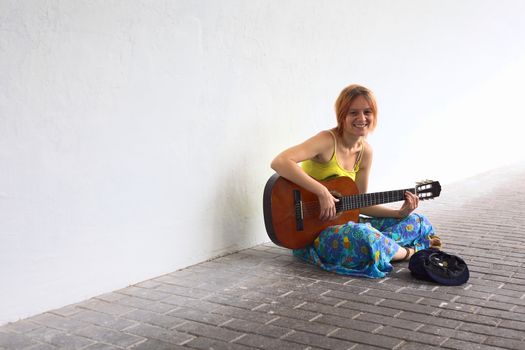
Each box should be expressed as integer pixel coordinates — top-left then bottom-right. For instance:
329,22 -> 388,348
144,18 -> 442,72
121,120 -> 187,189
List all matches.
337,188 -> 415,211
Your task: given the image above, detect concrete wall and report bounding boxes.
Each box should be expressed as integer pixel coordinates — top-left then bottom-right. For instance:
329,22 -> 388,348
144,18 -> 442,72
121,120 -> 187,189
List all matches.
1,0 -> 525,324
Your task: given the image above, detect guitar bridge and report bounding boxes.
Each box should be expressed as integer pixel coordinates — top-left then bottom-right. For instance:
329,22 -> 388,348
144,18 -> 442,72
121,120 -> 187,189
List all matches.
293,189 -> 304,231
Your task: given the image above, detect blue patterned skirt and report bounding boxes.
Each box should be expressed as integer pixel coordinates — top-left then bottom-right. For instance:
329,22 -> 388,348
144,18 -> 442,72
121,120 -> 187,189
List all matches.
293,213 -> 437,278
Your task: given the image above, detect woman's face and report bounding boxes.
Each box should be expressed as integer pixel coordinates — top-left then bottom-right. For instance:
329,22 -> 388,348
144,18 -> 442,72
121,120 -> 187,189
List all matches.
343,95 -> 373,137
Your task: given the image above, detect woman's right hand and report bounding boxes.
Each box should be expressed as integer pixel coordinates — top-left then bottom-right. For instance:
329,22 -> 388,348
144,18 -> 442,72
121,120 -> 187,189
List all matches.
317,187 -> 340,221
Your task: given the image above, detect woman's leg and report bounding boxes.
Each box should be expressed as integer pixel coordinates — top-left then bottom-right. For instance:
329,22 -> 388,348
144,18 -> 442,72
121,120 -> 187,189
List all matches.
360,213 -> 439,259
391,246 -> 414,261
293,221 -> 405,277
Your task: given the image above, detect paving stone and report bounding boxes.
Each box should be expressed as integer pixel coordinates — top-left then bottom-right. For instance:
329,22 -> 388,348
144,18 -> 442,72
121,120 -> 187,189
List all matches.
489,294 -> 525,307
390,287 -> 450,303
0,331 -> 38,349
128,338 -> 187,350
166,307 -> 232,326
72,325 -> 144,348
354,312 -> 423,331
336,300 -> 401,317
70,309 -> 137,331
377,299 -> 439,315
76,299 -> 136,317
240,291 -> 309,309
204,294 -> 272,310
395,311 -> 462,329
441,338 -> 508,350
376,325 -> 448,346
398,343 -> 445,350
134,280 -> 163,289
270,289 -> 343,307
458,322 -> 523,340
298,301 -> 362,319
210,305 -> 276,324
184,336 -> 256,350
163,294 -> 223,312
500,283 -> 525,294
323,289 -> 384,305
221,318 -> 290,339
268,315 -> 337,336
329,327 -> 403,348
153,282 -> 212,299
124,323 -> 194,345
417,324 -> 487,343
314,314 -> 379,333
484,336 -> 525,350
115,286 -> 172,301
498,319 -> 525,331
2,321 -> 42,334
284,329 -> 357,350
92,293 -> 126,303
338,279 -> 399,294
25,327 -> 94,349
122,309 -> 186,329
174,320 -> 244,342
254,303 -> 321,321
477,307 -> 525,322
454,297 -> 516,311
82,344 -> 123,350
351,345 -> 386,350
415,297 -> 480,313
48,304 -> 83,317
232,333 -> 306,350
361,287 -> 428,303
27,313 -> 88,332
25,344 -> 58,350
437,310 -> 500,326
114,296 -> 177,314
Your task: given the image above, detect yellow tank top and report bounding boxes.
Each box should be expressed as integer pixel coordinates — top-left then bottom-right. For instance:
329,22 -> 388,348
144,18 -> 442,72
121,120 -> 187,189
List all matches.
301,130 -> 364,181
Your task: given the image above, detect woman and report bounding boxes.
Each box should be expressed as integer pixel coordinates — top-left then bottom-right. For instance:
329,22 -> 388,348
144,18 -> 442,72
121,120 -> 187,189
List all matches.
270,84 -> 440,278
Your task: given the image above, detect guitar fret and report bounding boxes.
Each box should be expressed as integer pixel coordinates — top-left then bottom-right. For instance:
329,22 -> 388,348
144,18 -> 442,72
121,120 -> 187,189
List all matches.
343,188 -> 416,210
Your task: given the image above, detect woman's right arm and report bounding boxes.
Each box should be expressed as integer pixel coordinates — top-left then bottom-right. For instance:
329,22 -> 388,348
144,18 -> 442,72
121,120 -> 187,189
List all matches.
270,132 -> 339,220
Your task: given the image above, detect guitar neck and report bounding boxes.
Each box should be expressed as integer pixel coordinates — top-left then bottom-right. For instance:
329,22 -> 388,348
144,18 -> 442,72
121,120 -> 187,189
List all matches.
338,188 -> 415,211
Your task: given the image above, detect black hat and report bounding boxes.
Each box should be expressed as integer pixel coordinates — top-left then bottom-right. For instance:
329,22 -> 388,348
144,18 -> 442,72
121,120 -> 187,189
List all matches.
408,248 -> 469,286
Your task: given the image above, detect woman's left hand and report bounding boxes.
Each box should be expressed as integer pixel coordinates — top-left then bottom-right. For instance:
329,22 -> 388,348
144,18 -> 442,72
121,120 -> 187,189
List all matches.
398,191 -> 419,218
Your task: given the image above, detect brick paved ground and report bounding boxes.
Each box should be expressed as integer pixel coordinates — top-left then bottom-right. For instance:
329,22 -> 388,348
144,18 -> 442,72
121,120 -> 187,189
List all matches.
2,163 -> 525,349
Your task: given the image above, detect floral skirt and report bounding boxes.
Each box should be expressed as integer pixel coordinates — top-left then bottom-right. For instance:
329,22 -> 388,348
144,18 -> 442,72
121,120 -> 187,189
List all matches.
293,213 -> 437,278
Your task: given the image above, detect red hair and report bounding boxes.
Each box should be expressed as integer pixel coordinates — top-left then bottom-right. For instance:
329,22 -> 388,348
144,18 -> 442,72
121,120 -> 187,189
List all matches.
335,84 -> 378,135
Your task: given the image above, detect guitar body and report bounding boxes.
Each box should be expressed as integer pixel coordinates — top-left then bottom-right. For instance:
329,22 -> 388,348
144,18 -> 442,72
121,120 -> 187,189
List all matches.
263,174 -> 360,249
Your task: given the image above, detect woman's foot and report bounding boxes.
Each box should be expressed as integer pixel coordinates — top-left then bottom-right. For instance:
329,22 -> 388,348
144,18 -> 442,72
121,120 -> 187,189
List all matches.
392,246 -> 415,262
401,247 -> 415,261
430,235 -> 442,249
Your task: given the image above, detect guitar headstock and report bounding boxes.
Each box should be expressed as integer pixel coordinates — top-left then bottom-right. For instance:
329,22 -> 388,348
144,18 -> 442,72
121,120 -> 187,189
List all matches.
415,180 -> 441,200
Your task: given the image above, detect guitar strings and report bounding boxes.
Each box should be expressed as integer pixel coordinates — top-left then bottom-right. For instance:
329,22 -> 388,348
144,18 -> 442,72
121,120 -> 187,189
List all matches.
297,189 -> 419,218
291,185 -> 436,219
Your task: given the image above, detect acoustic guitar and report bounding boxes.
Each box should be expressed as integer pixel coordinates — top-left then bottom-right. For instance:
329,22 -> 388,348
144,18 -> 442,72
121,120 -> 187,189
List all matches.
263,174 -> 441,249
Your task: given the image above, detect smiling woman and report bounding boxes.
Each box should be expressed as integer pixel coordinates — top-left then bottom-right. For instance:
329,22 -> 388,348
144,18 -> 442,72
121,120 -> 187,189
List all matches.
335,84 -> 378,136
270,84 -> 442,278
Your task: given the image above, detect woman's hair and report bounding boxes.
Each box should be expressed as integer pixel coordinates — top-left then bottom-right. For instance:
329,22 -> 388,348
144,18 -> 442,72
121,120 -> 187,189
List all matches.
335,84 -> 378,135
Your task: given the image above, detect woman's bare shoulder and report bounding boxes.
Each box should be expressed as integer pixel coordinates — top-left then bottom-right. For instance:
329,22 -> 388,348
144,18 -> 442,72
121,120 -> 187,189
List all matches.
303,129 -> 335,148
362,139 -> 373,155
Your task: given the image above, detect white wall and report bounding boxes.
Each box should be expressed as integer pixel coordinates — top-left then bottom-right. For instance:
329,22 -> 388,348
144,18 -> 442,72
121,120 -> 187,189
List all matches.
1,0 -> 525,325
